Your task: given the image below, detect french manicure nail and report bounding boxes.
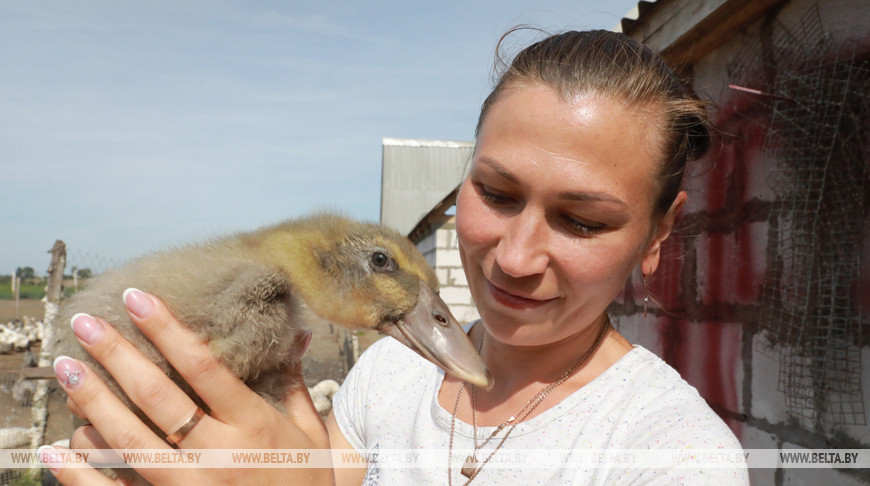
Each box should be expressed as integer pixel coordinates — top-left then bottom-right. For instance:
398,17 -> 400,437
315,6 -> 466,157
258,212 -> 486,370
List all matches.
123,288 -> 154,318
70,313 -> 104,345
37,445 -> 62,472
53,356 -> 85,390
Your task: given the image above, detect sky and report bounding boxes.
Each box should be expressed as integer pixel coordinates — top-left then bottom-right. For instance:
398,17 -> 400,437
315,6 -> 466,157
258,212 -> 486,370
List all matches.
1,0 -> 639,275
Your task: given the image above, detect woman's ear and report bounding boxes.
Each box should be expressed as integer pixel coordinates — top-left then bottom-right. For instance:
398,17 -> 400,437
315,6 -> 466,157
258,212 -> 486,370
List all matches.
641,191 -> 687,276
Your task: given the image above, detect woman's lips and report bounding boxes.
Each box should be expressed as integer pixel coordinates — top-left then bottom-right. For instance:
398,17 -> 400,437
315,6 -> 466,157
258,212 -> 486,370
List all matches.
487,281 -> 556,309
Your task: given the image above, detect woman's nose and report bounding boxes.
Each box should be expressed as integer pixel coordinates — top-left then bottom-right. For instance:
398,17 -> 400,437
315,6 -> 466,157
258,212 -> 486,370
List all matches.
494,211 -> 549,277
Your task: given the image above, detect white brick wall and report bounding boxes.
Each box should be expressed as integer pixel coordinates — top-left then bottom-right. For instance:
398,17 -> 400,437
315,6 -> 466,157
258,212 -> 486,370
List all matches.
750,333 -> 790,425
453,304 -> 480,324
741,425 -> 778,486
839,347 -> 870,444
435,267 -> 449,285
415,222 -> 479,324
612,314 -> 665,357
417,231 -> 436,255
435,246 -> 464,268
438,286 -> 473,306
437,227 -> 457,249
449,267 -> 468,287
418,231 -> 437,269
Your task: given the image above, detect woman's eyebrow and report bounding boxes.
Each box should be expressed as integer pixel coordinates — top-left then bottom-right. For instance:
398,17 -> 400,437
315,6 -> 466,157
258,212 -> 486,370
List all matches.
478,155 -> 627,206
478,156 -> 520,183
559,191 -> 627,206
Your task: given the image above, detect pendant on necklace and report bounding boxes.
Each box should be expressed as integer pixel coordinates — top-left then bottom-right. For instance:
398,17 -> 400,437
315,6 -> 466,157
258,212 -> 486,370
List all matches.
461,455 -> 479,478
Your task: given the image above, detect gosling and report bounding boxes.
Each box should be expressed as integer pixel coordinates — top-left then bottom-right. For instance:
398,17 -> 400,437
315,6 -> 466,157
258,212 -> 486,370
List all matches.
52,212 -> 492,431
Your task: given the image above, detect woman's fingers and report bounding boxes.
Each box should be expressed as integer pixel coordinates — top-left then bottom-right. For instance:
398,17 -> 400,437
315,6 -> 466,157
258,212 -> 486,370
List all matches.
68,313 -> 213,447
282,382 -> 330,449
39,444 -> 154,486
66,395 -> 85,419
281,332 -> 330,449
71,424 -> 110,450
53,356 -> 168,452
121,289 -> 273,426
55,358 -> 191,486
69,425 -> 142,470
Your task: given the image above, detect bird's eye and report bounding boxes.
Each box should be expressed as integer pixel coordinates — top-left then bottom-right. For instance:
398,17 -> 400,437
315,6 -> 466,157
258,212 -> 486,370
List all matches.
434,311 -> 449,327
371,251 -> 390,269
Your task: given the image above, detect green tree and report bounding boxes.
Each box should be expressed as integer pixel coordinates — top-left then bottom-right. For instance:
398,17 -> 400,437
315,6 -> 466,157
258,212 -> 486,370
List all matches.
16,266 -> 35,279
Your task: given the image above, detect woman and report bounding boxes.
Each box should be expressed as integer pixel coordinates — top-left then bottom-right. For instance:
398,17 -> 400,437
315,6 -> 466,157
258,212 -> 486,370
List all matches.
42,30 -> 748,485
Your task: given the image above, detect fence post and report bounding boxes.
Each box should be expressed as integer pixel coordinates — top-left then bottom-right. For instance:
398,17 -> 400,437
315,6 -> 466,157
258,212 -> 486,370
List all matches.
29,241 -> 66,453
12,267 -> 20,320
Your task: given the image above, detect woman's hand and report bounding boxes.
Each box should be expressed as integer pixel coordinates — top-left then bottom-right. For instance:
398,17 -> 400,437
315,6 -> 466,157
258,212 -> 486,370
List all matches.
40,289 -> 334,485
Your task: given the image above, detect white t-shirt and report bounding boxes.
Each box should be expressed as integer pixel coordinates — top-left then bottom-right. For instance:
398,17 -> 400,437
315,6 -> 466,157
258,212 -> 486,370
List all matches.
333,336 -> 749,485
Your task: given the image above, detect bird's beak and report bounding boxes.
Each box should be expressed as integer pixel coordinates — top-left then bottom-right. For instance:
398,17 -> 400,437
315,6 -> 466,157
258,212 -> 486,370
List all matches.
382,284 -> 494,390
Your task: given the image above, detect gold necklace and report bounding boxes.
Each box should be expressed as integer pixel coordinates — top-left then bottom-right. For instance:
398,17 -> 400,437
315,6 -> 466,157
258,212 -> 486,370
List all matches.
448,318 -> 611,485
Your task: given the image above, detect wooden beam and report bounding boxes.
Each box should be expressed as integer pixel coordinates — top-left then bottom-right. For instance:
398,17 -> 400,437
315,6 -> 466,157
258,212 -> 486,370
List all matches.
622,0 -> 789,69
407,186 -> 459,244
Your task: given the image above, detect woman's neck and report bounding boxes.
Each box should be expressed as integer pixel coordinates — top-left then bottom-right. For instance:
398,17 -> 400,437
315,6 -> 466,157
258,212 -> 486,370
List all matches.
468,314 -> 631,412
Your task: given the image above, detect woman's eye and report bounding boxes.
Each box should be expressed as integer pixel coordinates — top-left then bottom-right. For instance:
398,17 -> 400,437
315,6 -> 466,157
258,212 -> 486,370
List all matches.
477,184 -> 512,205
561,215 -> 605,237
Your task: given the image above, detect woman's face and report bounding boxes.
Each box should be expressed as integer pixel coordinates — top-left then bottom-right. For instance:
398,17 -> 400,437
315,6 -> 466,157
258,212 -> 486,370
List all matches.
456,84 -> 681,347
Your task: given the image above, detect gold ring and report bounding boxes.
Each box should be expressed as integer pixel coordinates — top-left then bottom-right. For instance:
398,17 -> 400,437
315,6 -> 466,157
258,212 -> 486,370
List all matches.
166,407 -> 205,444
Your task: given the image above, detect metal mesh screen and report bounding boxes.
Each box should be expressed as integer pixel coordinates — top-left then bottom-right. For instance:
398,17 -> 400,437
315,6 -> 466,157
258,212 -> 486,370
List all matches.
729,6 -> 870,429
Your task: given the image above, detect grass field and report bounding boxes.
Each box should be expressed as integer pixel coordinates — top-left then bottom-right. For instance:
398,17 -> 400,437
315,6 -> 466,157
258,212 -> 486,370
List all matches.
0,283 -> 45,300
0,279 -> 79,302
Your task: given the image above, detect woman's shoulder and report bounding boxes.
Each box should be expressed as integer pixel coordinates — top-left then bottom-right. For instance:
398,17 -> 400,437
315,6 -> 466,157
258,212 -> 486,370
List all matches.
354,335 -> 434,372
337,335 -> 439,399
614,345 -> 691,389
331,336 -> 440,449
604,345 -> 742,449
604,345 -> 701,396
597,347 -> 749,483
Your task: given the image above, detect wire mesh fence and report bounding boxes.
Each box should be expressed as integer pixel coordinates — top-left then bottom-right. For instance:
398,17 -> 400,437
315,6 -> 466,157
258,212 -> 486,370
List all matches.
730,5 -> 870,429
0,245 -> 114,485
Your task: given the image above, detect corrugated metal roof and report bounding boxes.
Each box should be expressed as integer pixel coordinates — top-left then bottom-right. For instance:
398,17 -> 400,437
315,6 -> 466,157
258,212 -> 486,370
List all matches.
613,1 -> 657,34
382,138 -> 473,149
380,138 -> 473,235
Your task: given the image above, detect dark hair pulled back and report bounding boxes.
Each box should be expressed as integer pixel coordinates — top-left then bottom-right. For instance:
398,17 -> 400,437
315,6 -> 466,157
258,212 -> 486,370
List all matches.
476,29 -> 711,217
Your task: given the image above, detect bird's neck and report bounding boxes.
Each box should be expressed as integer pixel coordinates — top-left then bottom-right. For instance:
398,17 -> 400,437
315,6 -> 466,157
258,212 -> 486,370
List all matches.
251,231 -> 374,329
252,230 -> 330,296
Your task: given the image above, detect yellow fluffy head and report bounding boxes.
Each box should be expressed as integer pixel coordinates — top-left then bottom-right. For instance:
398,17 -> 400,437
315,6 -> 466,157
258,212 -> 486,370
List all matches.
247,212 -> 440,330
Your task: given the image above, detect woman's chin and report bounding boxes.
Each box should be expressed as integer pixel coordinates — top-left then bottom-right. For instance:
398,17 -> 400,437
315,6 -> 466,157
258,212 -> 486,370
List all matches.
477,307 -> 555,345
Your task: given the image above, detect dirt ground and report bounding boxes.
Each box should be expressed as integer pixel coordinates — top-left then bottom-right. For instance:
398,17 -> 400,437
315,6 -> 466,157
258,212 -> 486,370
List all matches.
0,299 -> 383,452
0,300 -> 44,324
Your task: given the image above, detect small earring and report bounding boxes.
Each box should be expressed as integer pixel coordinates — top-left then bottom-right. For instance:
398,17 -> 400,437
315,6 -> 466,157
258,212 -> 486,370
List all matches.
642,273 -> 650,317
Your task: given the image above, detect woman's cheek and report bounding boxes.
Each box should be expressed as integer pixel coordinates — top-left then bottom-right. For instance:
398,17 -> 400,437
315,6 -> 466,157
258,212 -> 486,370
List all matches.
455,183 -> 485,249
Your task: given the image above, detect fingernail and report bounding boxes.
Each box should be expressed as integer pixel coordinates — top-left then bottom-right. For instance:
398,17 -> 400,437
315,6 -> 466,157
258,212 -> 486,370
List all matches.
37,445 -> 62,472
70,313 -> 104,345
123,288 -> 154,318
53,356 -> 85,390
298,329 -> 313,357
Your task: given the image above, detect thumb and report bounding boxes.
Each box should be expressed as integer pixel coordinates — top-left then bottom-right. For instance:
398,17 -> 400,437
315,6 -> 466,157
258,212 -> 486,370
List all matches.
281,329 -> 330,447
